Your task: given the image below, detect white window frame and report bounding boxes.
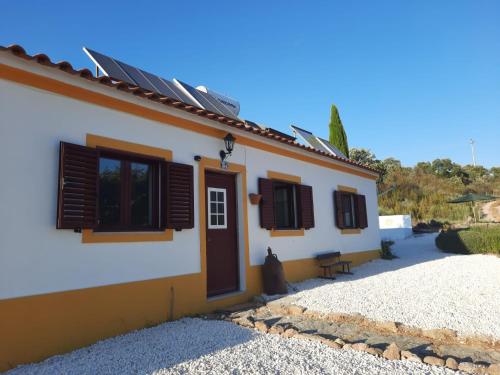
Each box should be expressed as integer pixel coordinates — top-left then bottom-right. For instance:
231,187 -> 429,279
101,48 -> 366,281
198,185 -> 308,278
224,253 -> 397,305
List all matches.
207,187 -> 227,229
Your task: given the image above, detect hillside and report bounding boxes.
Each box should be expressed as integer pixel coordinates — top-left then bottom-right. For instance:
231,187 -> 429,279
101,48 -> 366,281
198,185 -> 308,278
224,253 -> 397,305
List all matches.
350,149 -> 500,224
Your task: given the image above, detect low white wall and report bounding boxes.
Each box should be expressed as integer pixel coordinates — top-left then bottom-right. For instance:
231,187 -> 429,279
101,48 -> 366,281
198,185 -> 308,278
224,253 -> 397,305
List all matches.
379,215 -> 412,241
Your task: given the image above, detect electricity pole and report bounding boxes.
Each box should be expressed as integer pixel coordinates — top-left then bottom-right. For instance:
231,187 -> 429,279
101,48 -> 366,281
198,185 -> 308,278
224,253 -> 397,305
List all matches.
469,139 -> 476,167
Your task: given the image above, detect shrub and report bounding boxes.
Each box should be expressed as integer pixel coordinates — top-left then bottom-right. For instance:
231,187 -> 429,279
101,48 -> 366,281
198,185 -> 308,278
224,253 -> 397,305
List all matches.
435,225 -> 500,255
380,240 -> 397,260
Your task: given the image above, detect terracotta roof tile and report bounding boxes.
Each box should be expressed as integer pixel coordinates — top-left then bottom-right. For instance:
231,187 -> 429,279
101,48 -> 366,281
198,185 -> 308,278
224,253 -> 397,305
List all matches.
0,44 -> 379,175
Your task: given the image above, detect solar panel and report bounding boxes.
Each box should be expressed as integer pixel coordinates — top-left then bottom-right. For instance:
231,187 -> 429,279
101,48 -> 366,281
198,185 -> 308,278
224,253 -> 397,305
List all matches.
174,79 -> 238,120
290,125 -> 332,154
317,137 -> 346,158
83,48 -> 134,85
83,47 -> 239,119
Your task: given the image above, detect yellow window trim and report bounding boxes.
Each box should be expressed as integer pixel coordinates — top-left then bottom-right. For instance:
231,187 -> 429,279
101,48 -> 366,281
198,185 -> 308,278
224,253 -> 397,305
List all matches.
270,229 -> 305,237
0,63 -> 378,181
198,157 -> 250,300
82,134 -> 173,243
267,171 -> 301,184
341,228 -> 361,235
337,185 -> 358,193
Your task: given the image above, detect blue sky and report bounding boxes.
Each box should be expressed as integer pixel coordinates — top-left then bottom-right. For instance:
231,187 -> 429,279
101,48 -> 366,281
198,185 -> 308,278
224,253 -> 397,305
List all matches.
2,1 -> 499,167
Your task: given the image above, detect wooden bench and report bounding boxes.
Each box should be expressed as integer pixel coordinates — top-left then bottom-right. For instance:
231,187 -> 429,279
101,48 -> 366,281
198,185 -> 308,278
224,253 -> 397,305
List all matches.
316,251 -> 353,279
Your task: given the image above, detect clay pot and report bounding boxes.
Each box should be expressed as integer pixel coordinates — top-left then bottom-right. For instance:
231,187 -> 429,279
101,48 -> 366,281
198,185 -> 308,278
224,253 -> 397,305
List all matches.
249,193 -> 262,205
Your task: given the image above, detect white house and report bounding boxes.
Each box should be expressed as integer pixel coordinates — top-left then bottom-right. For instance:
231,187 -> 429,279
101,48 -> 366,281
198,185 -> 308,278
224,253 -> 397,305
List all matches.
0,44 -> 381,371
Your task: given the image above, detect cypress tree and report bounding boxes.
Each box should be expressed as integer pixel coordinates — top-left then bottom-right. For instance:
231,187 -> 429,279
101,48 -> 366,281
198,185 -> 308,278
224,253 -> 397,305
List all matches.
328,104 -> 349,158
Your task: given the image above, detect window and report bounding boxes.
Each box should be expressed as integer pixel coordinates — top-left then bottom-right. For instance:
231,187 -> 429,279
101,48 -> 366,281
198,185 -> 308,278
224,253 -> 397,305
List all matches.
334,190 -> 368,230
207,188 -> 227,229
97,150 -> 160,231
273,181 -> 297,229
341,193 -> 356,228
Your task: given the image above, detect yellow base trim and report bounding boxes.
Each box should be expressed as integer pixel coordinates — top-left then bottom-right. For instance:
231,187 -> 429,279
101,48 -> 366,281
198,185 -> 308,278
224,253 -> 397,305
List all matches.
337,185 -> 358,193
270,229 -> 305,237
82,134 -> 174,243
341,228 -> 362,235
267,170 -> 301,183
0,249 -> 379,372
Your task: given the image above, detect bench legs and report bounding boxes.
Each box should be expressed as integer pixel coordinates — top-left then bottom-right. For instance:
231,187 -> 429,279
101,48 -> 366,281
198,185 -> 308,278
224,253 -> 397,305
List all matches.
320,265 -> 336,280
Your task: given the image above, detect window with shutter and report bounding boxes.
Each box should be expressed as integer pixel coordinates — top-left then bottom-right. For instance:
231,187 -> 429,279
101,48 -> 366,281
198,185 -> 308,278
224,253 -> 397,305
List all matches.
258,178 -> 275,229
333,190 -> 345,229
165,162 -> 194,230
57,142 -> 99,230
297,184 -> 315,229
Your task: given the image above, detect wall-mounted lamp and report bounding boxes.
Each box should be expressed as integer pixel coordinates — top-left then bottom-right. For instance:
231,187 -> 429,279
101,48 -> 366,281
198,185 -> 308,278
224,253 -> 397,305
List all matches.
219,133 -> 235,168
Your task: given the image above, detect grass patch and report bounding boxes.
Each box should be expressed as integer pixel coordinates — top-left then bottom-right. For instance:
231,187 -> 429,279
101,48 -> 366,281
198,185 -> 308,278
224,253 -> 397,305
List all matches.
435,225 -> 500,255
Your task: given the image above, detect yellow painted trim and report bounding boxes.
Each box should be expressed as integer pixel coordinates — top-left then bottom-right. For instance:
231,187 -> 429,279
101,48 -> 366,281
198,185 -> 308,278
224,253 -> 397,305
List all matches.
0,63 -> 378,181
86,134 -> 173,160
0,249 -> 379,371
341,228 -> 362,235
270,229 -> 305,237
337,185 -> 358,193
82,133 -> 174,243
267,170 -> 302,183
198,157 -> 250,300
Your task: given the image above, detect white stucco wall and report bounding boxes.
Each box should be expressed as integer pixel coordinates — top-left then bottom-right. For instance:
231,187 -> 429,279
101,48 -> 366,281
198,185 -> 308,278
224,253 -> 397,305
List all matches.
379,215 -> 413,241
0,59 -> 380,300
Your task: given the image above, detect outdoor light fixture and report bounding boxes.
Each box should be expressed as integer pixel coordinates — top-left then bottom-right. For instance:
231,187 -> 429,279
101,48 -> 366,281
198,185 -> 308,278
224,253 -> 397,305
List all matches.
220,133 -> 235,168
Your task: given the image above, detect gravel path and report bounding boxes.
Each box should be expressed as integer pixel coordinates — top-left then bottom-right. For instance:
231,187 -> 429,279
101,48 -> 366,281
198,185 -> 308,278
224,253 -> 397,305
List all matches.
290,234 -> 500,339
8,318 -> 458,375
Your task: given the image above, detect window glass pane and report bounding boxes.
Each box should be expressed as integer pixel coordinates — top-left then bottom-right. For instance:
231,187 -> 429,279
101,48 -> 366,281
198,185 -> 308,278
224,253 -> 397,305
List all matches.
217,203 -> 224,214
274,184 -> 293,228
99,158 -> 121,225
217,191 -> 224,201
210,215 -> 217,226
342,194 -> 354,228
210,202 -> 217,214
218,215 -> 225,226
131,162 -> 153,226
210,191 -> 217,201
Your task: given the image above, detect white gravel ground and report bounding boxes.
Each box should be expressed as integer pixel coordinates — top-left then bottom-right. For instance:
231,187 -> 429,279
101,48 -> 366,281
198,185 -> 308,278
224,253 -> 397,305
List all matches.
290,233 -> 500,339
8,318 -> 458,375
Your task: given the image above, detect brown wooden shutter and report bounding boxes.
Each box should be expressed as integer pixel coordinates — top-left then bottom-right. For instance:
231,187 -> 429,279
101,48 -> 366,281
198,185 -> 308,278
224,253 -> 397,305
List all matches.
333,190 -> 345,229
57,141 -> 98,229
297,184 -> 315,229
165,161 -> 194,230
258,178 -> 275,229
355,194 -> 368,229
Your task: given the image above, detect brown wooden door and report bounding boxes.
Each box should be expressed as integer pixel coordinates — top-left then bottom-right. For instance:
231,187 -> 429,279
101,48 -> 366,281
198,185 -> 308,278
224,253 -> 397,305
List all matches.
206,171 -> 239,297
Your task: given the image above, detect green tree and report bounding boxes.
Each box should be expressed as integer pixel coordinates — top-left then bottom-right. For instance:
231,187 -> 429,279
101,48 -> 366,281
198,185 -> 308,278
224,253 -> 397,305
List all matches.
328,104 -> 349,158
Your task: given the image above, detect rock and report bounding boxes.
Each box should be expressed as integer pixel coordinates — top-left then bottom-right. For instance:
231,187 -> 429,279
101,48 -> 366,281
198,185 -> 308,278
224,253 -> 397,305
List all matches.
365,347 -> 383,357
488,364 -> 500,375
401,350 -> 422,363
254,320 -> 269,333
287,305 -> 306,316
233,316 -> 254,328
268,325 -> 284,335
423,356 -> 445,367
323,340 -> 342,349
458,361 -> 484,374
383,342 -> 401,360
352,343 -> 369,352
445,357 -> 459,370
282,328 -> 297,338
343,343 -> 353,350
334,338 -> 346,346
266,301 -> 286,315
377,321 -> 399,333
422,328 -> 457,341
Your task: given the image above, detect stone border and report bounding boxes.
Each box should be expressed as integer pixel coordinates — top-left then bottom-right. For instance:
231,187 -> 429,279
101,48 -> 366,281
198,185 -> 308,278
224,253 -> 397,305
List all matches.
264,302 -> 500,350
206,302 -> 499,375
